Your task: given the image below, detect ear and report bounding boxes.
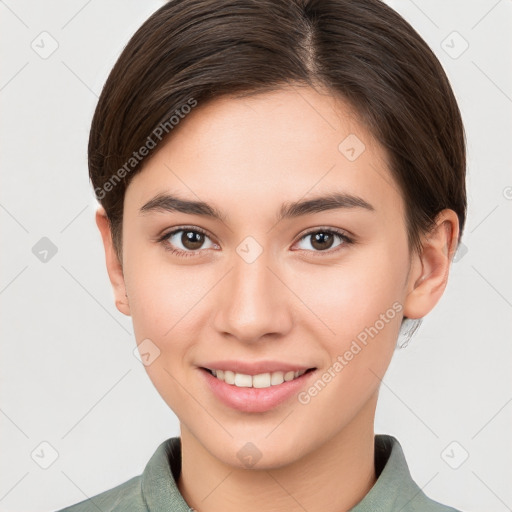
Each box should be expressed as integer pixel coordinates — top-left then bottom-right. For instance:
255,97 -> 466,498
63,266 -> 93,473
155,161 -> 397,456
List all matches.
402,209 -> 460,319
95,206 -> 131,317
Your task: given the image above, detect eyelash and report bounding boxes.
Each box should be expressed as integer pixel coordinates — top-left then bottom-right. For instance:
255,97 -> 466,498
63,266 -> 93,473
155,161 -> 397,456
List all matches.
156,226 -> 354,258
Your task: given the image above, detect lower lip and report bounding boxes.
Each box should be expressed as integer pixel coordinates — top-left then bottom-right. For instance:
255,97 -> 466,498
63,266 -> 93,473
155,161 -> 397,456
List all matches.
200,368 -> 316,413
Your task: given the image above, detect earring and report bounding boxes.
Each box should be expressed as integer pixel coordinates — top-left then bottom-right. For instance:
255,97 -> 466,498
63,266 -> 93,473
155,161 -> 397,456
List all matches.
397,317 -> 423,349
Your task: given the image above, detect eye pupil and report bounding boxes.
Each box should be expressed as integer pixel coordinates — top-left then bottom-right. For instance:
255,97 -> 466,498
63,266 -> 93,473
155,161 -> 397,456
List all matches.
311,232 -> 334,251
182,230 -> 204,250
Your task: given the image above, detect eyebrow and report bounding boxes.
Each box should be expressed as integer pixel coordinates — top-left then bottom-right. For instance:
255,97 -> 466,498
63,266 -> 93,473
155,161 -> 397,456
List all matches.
139,191 -> 375,223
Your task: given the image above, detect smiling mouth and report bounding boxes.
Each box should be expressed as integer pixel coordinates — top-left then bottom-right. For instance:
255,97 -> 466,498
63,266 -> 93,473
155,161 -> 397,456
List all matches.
202,368 -> 316,389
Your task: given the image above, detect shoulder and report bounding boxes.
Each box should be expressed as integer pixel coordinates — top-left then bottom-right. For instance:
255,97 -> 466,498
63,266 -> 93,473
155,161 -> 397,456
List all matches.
357,435 -> 465,512
54,474 -> 146,512
403,489 -> 463,512
55,437 -> 184,512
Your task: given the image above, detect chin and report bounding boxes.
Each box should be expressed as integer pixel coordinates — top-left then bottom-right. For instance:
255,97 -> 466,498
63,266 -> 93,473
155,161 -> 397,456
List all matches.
200,431 -> 313,471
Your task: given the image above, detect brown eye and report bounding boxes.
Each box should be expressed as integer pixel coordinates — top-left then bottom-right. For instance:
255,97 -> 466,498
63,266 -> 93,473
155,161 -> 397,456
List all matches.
295,229 -> 353,254
310,232 -> 335,251
180,230 -> 205,250
159,227 -> 217,256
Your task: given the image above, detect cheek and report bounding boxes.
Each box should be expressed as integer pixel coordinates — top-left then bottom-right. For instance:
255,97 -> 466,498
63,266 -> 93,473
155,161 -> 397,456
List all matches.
125,256 -> 215,380
125,243 -> 204,332
290,255 -> 405,431
125,261 -> 206,409
294,245 -> 406,340
291,241 -> 408,401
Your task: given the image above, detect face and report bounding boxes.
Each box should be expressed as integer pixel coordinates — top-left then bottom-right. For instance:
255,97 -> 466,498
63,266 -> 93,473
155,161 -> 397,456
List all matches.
106,85 -> 431,469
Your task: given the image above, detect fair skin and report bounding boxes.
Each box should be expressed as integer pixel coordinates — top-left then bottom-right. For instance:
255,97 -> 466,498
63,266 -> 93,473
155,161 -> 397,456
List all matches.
96,85 -> 459,512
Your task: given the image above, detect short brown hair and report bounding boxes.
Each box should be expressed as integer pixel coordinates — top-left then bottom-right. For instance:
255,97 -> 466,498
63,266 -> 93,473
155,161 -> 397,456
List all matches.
89,0 -> 467,265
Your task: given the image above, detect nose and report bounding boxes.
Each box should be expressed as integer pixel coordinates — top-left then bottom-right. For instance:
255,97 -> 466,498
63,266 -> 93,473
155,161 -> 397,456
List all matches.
211,250 -> 294,344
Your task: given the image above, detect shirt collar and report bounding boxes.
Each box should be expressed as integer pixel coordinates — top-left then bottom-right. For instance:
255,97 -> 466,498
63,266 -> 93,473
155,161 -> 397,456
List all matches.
350,434 -> 426,511
141,434 -> 431,512
141,434 -> 191,511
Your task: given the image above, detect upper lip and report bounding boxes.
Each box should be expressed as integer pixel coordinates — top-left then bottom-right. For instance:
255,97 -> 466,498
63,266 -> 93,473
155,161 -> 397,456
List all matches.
200,360 -> 316,375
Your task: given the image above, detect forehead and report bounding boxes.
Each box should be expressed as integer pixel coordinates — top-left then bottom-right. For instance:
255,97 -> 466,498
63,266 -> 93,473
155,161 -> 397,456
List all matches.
125,86 -> 404,226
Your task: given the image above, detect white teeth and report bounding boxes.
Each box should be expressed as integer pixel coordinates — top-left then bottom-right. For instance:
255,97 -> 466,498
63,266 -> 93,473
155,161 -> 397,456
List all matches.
209,368 -> 308,388
270,371 -> 284,385
284,371 -> 295,381
234,373 -> 252,387
252,373 -> 271,388
224,370 -> 235,385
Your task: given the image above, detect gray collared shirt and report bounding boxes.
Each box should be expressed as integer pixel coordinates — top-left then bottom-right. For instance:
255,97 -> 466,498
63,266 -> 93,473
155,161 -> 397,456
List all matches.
56,434 -> 462,511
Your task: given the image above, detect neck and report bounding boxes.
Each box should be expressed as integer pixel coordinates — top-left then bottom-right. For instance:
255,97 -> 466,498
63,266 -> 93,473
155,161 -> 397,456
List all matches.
178,395 -> 377,512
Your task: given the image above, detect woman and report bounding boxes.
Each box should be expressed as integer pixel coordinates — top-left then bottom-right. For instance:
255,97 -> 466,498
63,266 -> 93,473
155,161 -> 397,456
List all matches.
58,0 -> 466,510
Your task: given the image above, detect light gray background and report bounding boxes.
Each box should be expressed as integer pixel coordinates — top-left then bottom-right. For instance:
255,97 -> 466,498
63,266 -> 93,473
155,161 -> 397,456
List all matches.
1,1 -> 511,511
